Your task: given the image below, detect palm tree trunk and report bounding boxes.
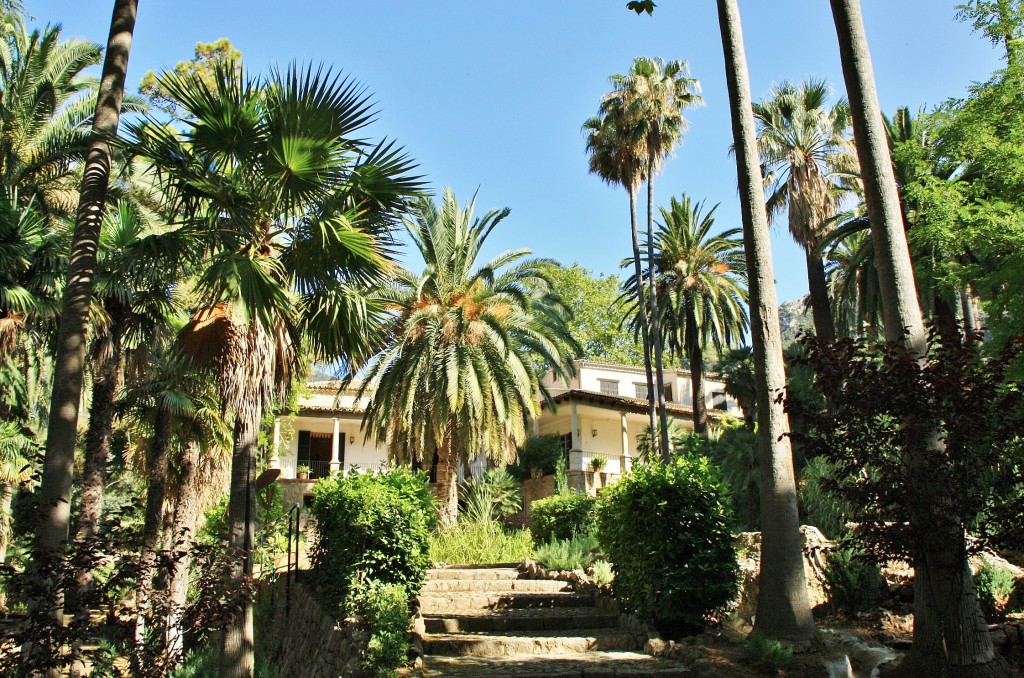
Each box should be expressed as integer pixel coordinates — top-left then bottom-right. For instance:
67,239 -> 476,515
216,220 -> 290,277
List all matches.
0,482 -> 12,612
805,252 -> 836,341
831,2 -> 1010,675
716,0 -> 814,642
27,3 -> 137,670
687,306 -> 708,437
166,439 -> 202,668
435,434 -> 459,528
627,186 -> 657,440
132,402 -> 174,671
220,410 -> 259,678
645,167 -> 670,461
72,326 -> 124,608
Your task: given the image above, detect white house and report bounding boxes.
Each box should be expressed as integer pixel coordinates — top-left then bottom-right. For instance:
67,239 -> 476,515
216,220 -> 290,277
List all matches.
272,360 -> 740,499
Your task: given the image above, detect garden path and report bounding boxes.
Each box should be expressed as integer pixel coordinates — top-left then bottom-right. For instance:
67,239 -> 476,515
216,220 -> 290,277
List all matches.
416,564 -> 689,676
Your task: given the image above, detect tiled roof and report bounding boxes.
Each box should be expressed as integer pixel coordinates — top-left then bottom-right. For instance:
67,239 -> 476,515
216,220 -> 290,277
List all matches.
542,389 -> 728,420
295,405 -> 364,417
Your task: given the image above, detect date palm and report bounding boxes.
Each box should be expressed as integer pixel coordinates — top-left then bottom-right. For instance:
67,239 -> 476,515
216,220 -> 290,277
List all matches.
626,195 -> 748,436
357,190 -> 578,527
130,61 -> 421,677
604,57 -> 701,459
753,79 -> 855,342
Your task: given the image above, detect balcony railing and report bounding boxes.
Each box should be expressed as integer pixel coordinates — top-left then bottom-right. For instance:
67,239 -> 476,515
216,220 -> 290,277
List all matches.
294,460 -> 387,480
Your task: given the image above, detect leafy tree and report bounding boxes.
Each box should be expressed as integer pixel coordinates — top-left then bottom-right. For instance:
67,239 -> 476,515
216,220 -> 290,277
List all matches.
130,60 -> 421,677
624,195 -> 748,435
357,190 -> 578,527
754,79 -> 855,341
139,38 -> 242,116
540,263 -> 642,366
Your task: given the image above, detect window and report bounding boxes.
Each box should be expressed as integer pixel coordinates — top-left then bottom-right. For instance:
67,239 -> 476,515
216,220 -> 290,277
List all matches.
664,384 -> 673,402
560,432 -> 573,464
634,382 -> 649,400
711,391 -> 729,412
598,379 -> 619,396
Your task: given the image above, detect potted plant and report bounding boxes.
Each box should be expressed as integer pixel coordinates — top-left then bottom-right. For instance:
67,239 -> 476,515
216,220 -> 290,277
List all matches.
589,456 -> 607,473
296,464 -> 311,480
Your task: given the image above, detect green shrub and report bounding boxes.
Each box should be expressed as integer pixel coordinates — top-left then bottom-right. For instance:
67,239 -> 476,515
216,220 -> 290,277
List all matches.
461,468 -> 521,524
347,579 -> 410,678
169,644 -> 218,678
510,434 -> 565,480
799,456 -> 853,539
429,522 -> 534,564
596,454 -> 738,638
744,632 -> 794,672
530,493 -> 597,545
591,560 -> 614,586
975,560 -> 1018,618
534,533 -> 599,571
821,547 -> 884,616
309,468 -> 435,616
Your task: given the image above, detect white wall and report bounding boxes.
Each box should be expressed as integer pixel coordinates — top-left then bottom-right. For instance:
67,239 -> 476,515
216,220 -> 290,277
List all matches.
277,414 -> 389,478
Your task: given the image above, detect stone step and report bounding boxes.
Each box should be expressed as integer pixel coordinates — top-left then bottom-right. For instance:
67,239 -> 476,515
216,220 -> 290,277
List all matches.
424,609 -> 619,634
419,591 -> 595,614
423,629 -> 643,657
428,566 -> 522,581
422,652 -> 691,677
422,578 -> 571,594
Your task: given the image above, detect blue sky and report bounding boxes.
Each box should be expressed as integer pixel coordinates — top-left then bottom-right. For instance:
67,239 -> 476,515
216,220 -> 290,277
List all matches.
36,0 -> 1003,304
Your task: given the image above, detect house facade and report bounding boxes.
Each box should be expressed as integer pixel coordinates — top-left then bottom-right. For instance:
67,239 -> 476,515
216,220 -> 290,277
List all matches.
273,361 -> 740,499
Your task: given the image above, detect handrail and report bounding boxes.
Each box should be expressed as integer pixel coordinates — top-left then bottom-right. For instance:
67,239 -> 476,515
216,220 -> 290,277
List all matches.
285,502 -> 301,615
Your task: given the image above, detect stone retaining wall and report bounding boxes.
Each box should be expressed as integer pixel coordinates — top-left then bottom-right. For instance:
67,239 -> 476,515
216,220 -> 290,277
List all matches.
264,575 -> 369,678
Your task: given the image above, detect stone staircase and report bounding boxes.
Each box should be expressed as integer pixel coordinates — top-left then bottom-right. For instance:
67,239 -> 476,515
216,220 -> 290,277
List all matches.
417,564 -> 690,677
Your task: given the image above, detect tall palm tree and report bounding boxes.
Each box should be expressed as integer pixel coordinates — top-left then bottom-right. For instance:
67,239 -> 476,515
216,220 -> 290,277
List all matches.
131,60 -> 421,678
830,1 -> 1010,673
604,57 -> 702,459
357,190 -> 578,527
753,79 -> 855,342
624,195 -> 748,436
715,0 -> 815,642
582,112 -> 656,440
32,3 -> 139,665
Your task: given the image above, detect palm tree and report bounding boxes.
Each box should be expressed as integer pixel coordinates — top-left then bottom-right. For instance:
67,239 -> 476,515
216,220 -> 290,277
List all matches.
582,111 -> 657,441
719,347 -> 756,429
830,1 -> 1010,673
357,190 -> 578,527
753,79 -> 855,342
715,0 -> 815,642
626,195 -> 748,436
604,57 -> 702,459
32,2 -> 139,663
0,17 -> 104,218
131,60 -> 421,677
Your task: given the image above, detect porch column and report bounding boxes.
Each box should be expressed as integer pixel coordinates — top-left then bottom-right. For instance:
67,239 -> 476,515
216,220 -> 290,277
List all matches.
620,412 -> 631,474
270,419 -> 281,469
331,418 -> 341,475
531,413 -> 539,436
570,402 -> 580,451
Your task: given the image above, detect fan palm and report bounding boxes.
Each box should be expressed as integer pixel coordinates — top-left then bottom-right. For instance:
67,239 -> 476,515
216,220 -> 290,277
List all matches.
753,78 -> 856,342
582,110 -> 657,441
129,61 -> 422,677
624,195 -> 748,436
357,190 -> 578,527
604,56 -> 702,459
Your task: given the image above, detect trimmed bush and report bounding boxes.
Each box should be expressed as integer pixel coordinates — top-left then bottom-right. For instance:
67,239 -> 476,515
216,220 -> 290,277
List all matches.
309,468 -> 435,616
975,560 -> 1018,618
821,547 -> 884,616
596,455 -> 738,638
347,579 -> 411,678
530,493 -> 597,545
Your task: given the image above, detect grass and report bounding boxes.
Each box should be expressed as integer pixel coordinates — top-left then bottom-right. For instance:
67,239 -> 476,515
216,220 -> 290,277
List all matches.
429,520 -> 534,564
